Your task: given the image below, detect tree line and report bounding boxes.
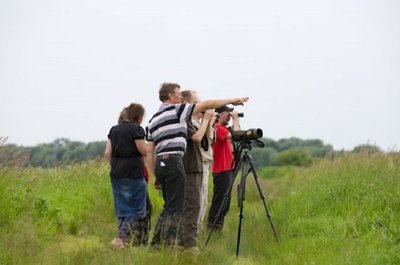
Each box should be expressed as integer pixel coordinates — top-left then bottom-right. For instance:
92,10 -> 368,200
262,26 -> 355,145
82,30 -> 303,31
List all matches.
0,138 -> 105,167
250,137 -> 334,168
0,136 -> 383,168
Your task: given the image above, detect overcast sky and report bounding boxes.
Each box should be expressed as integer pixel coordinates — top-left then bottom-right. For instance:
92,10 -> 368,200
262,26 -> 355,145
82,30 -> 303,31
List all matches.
1,0 -> 399,151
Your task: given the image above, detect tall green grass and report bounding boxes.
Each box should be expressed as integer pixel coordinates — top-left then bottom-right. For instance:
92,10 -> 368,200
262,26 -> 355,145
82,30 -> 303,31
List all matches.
269,152 -> 400,265
0,153 -> 399,264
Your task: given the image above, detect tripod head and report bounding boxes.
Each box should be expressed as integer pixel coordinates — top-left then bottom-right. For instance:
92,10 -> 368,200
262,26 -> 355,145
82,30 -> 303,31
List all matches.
232,139 -> 265,171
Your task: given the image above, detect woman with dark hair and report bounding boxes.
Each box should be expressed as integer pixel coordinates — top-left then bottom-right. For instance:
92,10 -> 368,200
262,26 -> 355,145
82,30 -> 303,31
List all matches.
105,103 -> 150,248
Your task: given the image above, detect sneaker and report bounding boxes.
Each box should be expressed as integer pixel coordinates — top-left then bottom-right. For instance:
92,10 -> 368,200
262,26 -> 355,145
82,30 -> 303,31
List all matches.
185,246 -> 200,256
110,238 -> 128,249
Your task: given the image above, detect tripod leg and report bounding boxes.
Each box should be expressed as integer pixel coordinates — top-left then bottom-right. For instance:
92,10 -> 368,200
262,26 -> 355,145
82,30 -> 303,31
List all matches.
236,160 -> 249,257
249,159 -> 280,243
205,157 -> 244,247
236,198 -> 244,257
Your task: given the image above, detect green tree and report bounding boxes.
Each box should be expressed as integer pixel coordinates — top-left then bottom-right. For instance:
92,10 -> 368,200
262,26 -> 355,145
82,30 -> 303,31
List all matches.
276,137 -> 303,152
86,141 -> 106,158
260,137 -> 278,150
250,147 -> 278,168
28,139 -> 105,167
274,149 -> 313,167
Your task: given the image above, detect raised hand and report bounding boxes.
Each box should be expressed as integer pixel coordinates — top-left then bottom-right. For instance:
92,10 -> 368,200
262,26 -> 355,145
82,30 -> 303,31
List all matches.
231,97 -> 249,106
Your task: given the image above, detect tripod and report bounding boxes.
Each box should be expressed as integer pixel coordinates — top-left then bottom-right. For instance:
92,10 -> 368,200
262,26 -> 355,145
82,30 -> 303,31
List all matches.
205,140 -> 279,257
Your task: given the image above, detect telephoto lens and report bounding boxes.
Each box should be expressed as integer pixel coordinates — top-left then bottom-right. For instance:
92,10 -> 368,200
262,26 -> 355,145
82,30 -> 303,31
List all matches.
231,128 -> 263,141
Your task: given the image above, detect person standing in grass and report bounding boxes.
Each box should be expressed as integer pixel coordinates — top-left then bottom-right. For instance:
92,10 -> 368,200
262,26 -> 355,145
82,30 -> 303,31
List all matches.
146,82 -> 249,249
195,108 -> 216,235
207,105 -> 241,231
104,103 -> 149,248
177,90 -> 214,254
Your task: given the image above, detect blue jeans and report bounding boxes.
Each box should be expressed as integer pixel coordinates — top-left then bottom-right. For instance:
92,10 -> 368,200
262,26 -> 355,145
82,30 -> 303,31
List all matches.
151,155 -> 185,247
111,177 -> 147,242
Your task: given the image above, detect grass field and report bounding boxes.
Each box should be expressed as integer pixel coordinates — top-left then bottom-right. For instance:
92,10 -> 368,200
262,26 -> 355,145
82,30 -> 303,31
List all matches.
0,152 -> 399,264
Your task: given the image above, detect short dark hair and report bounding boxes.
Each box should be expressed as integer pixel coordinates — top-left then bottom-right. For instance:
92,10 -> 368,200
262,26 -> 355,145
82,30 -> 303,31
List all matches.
159,82 -> 180,102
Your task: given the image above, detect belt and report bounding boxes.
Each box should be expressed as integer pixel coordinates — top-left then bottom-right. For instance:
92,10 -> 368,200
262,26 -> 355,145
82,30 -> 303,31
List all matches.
157,154 -> 181,159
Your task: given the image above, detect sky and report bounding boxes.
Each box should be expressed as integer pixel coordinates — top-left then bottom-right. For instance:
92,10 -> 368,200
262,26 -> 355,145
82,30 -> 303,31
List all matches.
1,0 -> 399,151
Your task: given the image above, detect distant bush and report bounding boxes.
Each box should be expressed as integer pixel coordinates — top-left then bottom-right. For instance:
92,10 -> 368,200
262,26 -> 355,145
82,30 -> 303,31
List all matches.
250,147 -> 278,168
250,137 -> 333,168
274,149 -> 313,166
0,137 -> 30,167
352,144 -> 382,154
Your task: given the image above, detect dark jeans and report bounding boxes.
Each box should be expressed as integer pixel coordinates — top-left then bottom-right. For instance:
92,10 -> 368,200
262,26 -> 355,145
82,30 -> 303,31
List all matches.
151,155 -> 185,247
207,170 -> 234,230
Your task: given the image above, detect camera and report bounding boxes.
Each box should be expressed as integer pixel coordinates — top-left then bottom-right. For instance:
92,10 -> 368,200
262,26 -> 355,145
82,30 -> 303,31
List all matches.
231,128 -> 263,142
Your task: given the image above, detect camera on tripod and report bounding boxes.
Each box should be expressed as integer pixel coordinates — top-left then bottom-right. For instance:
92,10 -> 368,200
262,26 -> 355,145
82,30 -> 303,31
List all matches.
205,124 -> 279,255
231,128 -> 263,142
